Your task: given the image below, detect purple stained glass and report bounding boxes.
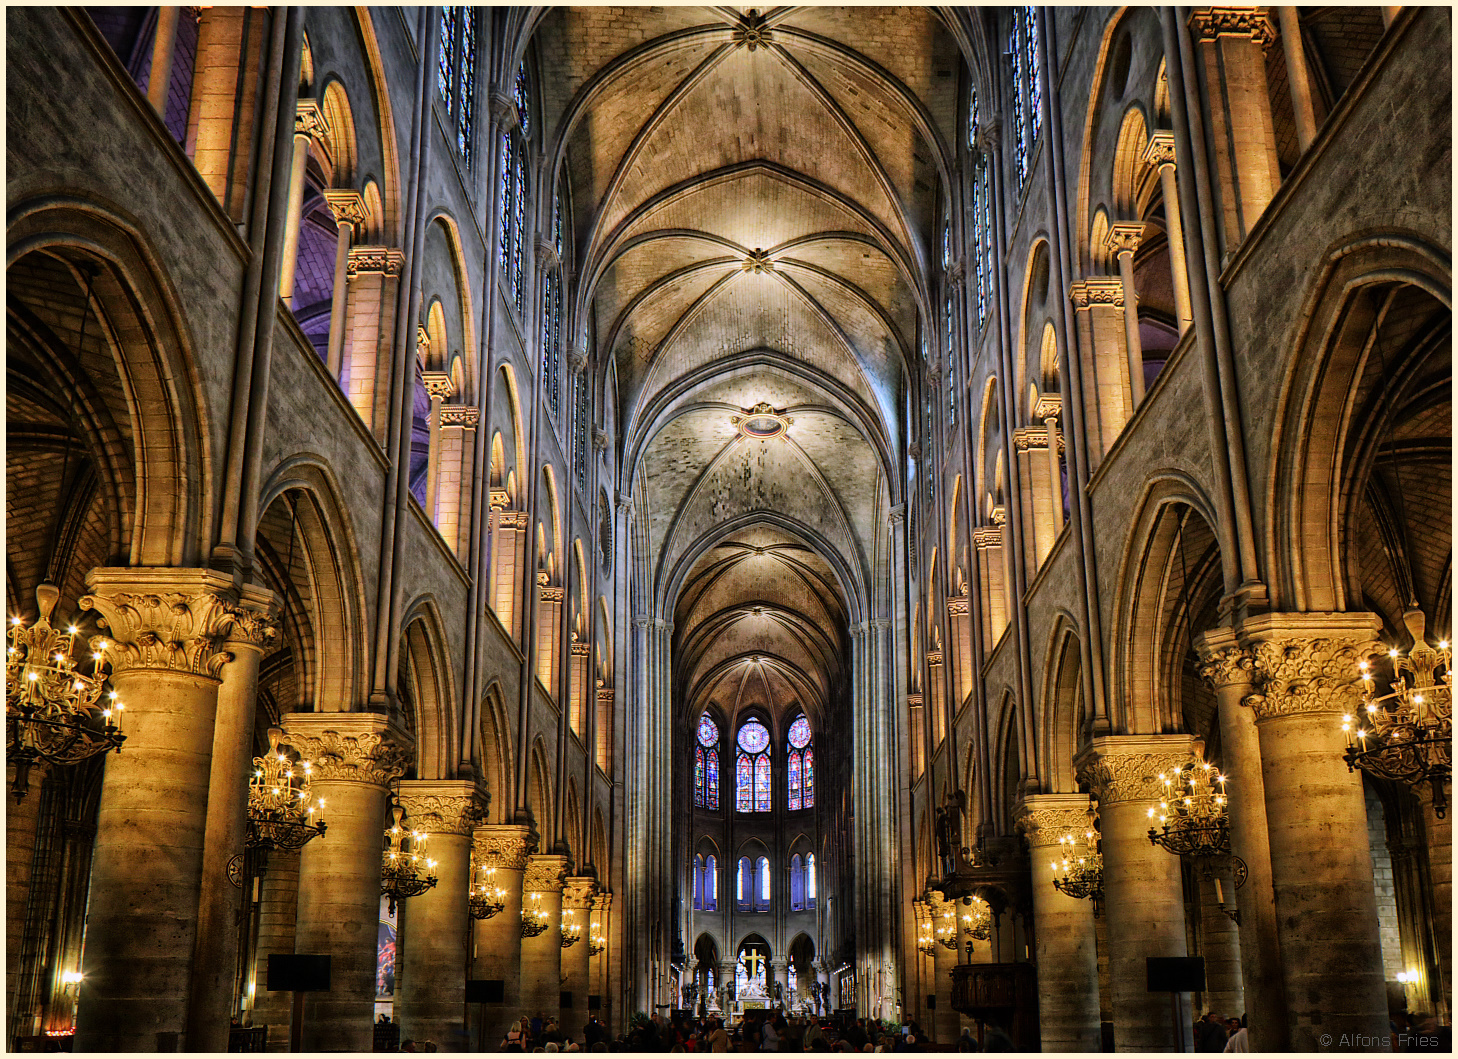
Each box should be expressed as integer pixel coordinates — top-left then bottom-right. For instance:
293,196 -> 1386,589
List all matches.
803,747 -> 814,808
707,751 -> 719,810
695,747 -> 705,807
737,720 -> 769,754
788,716 -> 811,749
699,716 -> 718,746
755,754 -> 771,812
736,753 -> 752,812
788,751 -> 801,812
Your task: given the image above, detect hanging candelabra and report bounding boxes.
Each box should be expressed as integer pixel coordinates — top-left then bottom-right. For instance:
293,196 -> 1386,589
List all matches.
560,909 -> 582,948
6,584 -> 125,799
521,895 -> 549,938
469,863 -> 507,920
1345,608 -> 1452,817
1051,814 -> 1104,914
1147,759 -> 1231,860
934,907 -> 958,951
380,798 -> 437,915
588,924 -> 606,957
248,728 -> 327,853
960,896 -> 993,944
915,916 -> 936,958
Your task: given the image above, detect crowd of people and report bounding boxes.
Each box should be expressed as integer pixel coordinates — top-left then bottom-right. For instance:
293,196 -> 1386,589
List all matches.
494,1012 -> 1015,1052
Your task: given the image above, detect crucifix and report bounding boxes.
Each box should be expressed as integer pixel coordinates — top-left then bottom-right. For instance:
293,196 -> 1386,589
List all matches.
742,949 -> 765,981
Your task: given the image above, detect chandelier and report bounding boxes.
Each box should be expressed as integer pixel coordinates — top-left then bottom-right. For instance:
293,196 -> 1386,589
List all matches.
560,909 -> 582,948
469,863 -> 506,920
1051,815 -> 1104,914
916,917 -> 937,958
380,800 -> 437,915
6,584 -> 126,799
248,728 -> 326,853
588,924 -> 606,957
1344,609 -> 1452,818
1147,760 -> 1230,860
934,908 -> 958,951
521,895 -> 549,938
960,896 -> 992,943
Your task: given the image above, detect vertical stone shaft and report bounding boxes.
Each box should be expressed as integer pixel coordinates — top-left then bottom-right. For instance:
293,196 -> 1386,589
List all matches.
1276,8 -> 1319,152
1193,632 -> 1287,1049
1143,133 -> 1194,334
1107,225 -> 1146,406
1421,799 -> 1452,1018
285,716 -> 410,1052
472,826 -> 531,1049
74,572 -> 242,1052
1198,870 -> 1244,1017
187,597 -> 277,1051
560,878 -> 596,1040
1017,795 -> 1102,1051
396,783 -> 484,1051
1076,735 -> 1197,1052
521,854 -> 569,1022
928,897 -> 960,1045
146,5 -> 180,115
249,848 -> 300,1050
1240,615 -> 1389,1050
278,105 -> 315,306
322,190 -> 365,379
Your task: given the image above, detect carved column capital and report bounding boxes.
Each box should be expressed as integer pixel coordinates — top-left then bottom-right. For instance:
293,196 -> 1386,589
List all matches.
1188,7 -> 1278,50
80,568 -> 262,680
1143,130 -> 1178,169
591,890 -> 613,914
525,853 -> 571,893
347,245 -> 404,278
397,780 -> 487,835
1068,276 -> 1124,309
473,824 -> 537,872
1192,627 -> 1257,690
1105,222 -> 1144,257
1014,793 -> 1094,848
562,876 -> 598,910
1236,612 -> 1383,722
441,405 -> 480,428
295,97 -> 329,140
592,427 -> 610,451
421,371 -> 456,402
323,188 -> 367,229
566,344 -> 588,374
279,713 -> 413,789
536,238 -> 561,271
489,91 -> 519,132
1074,734 -> 1203,807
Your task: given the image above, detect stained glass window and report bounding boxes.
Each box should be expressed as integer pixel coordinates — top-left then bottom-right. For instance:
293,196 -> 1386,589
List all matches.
790,854 -> 805,910
437,8 -> 475,168
511,145 -> 526,312
695,747 -> 706,807
437,8 -> 455,102
756,856 -> 771,910
786,715 -> 813,810
705,855 -> 717,910
755,754 -> 771,812
806,852 -> 816,906
541,269 -> 561,419
946,293 -> 956,425
736,753 -> 753,813
738,720 -> 769,753
1010,18 -> 1028,189
706,747 -> 719,810
1025,6 -> 1042,143
697,716 -> 719,809
738,720 -> 771,812
736,856 -> 751,910
693,853 -> 704,910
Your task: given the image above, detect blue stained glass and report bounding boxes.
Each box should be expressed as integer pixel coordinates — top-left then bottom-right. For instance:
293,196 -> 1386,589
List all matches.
707,752 -> 719,810
737,720 -> 769,754
1010,19 -> 1028,187
511,151 -> 525,312
788,751 -> 801,812
437,7 -> 455,102
458,10 -> 475,166
515,64 -> 530,138
698,715 -> 718,746
755,754 -> 771,812
788,716 -> 811,749
803,747 -> 814,808
497,135 -> 511,270
736,753 -> 752,812
1026,7 -> 1042,141
695,747 -> 706,807
706,856 -> 717,910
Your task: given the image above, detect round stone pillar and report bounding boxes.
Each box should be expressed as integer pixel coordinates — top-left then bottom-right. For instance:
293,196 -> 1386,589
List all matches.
559,877 -> 597,1041
718,958 -> 737,1018
1241,615 -> 1391,1051
813,959 -> 830,1016
472,825 -> 532,1048
1197,869 -> 1243,1018
928,895 -> 961,1046
284,714 -> 411,1052
395,781 -> 486,1051
1421,797 -> 1452,1019
7,759 -> 49,1042
188,590 -> 278,1051
1076,734 -> 1198,1052
74,571 -> 244,1052
1016,794 -> 1102,1051
248,848 -> 300,1051
1194,632 -> 1288,1049
520,854 -> 569,1023
770,957 -> 790,1013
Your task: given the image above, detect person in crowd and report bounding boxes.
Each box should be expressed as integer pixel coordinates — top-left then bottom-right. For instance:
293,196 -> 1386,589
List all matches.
706,1018 -> 731,1053
1194,1012 -> 1229,1053
1222,1014 -> 1248,1053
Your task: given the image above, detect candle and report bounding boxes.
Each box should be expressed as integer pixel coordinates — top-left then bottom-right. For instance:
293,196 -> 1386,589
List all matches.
1214,878 -> 1224,904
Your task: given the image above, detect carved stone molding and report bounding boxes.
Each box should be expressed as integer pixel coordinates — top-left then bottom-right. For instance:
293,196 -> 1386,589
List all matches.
1106,222 -> 1144,257
592,427 -> 610,452
562,876 -> 598,911
1069,276 -> 1125,309
441,405 -> 480,428
80,568 -> 263,681
1143,130 -> 1178,169
907,693 -> 924,708
323,188 -> 367,229
947,597 -> 969,618
295,98 -> 329,140
1236,613 -> 1382,722
1193,627 -> 1256,690
1011,425 -> 1063,457
1188,7 -> 1277,50
1014,793 -> 1095,849
973,526 -> 1003,549
347,246 -> 404,278
422,371 -> 456,402
591,890 -> 613,914
566,345 -> 588,374
488,91 -> 519,132
280,713 -> 413,789
398,780 -> 487,836
1033,393 -> 1063,420
1074,734 -> 1202,807
732,9 -> 772,51
525,853 -> 571,893
473,824 -> 537,872
536,238 -> 561,271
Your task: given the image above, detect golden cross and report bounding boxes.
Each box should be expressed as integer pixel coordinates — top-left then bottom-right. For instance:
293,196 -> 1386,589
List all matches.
742,950 -> 765,980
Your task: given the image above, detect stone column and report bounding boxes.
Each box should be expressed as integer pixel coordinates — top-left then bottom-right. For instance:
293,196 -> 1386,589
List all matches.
420,372 -> 456,521
1015,794 -> 1102,1052
146,5 -> 181,115
590,891 -> 612,1021
1197,870 -> 1243,1018
321,190 -> 365,379
6,759 -> 48,1042
1068,277 -> 1132,461
1193,631 -> 1287,1049
569,641 -> 591,737
1275,9 -> 1319,153
770,957 -> 790,1013
718,958 -> 737,1015
536,580 -> 564,695
1106,223 -> 1146,407
1035,393 -> 1065,538
1075,734 -> 1198,1052
248,848 -> 300,1050
340,246 -> 405,434
187,588 -> 279,1051
489,510 -> 528,643
437,406 -> 477,558
1239,614 -> 1391,1050
284,714 -> 411,1052
73,570 -> 248,1051
927,894 -> 961,1045
1142,132 -> 1194,335
814,959 -> 830,1015
946,596 -> 973,711
1420,798 -> 1452,1018
472,825 -> 534,1049
279,100 -> 326,307
396,782 -> 486,1051
560,878 -> 597,1041
521,854 -> 569,1023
